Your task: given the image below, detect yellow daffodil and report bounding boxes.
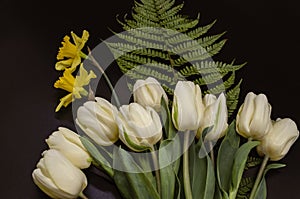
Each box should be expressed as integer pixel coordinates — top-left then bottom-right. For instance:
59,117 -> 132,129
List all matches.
54,64 -> 96,112
55,30 -> 89,71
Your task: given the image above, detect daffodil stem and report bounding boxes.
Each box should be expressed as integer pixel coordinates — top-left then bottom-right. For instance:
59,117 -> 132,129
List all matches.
150,146 -> 161,196
87,52 -> 121,108
79,192 -> 88,199
80,51 -> 88,59
249,155 -> 269,199
183,131 -> 193,199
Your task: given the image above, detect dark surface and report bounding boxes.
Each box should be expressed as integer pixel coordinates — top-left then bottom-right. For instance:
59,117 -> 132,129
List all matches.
1,0 -> 300,198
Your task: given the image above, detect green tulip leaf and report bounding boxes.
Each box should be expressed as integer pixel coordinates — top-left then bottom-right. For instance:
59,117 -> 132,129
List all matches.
113,170 -> 134,199
161,96 -> 177,139
252,177 -> 267,199
264,163 -> 286,173
202,126 -> 214,139
252,163 -> 286,199
190,138 -> 215,199
137,155 -> 157,188
79,136 -> 114,177
229,140 -> 260,199
123,130 -> 152,152
113,147 -> 160,199
159,140 -> 177,199
214,181 -> 227,199
216,121 -> 240,196
174,173 -> 181,199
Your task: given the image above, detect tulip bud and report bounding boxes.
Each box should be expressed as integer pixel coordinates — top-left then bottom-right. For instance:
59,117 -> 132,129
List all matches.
257,118 -> 299,161
197,93 -> 228,141
76,97 -> 119,146
32,149 -> 87,199
117,103 -> 162,152
172,81 -> 204,131
46,127 -> 91,169
236,92 -> 272,140
133,77 -> 168,112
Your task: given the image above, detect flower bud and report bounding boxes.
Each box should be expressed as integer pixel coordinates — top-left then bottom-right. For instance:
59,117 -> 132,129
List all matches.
197,93 -> 228,141
76,97 -> 119,146
236,92 -> 272,140
172,81 -> 204,131
133,77 -> 168,112
257,118 -> 299,161
46,127 -> 91,169
117,103 -> 162,152
32,149 -> 87,199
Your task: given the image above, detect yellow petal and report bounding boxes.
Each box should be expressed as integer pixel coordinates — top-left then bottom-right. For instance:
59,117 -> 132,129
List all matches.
54,69 -> 75,92
71,30 -> 89,50
74,64 -> 96,88
55,59 -> 74,71
55,93 -> 73,112
57,36 -> 77,60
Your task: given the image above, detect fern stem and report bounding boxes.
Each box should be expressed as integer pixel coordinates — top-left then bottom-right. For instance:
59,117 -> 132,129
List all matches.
87,48 -> 121,107
183,131 -> 193,199
249,155 -> 269,199
167,51 -> 179,82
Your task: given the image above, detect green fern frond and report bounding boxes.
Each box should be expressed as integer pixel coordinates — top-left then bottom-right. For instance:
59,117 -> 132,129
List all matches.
180,61 -> 244,75
166,20 -> 216,44
226,79 -> 242,117
244,156 -> 263,170
107,0 -> 245,115
173,39 -> 227,64
237,177 -> 254,199
205,71 -> 236,95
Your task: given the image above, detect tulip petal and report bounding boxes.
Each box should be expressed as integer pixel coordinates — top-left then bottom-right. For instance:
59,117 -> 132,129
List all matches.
43,150 -> 87,196
249,94 -> 271,139
32,169 -> 74,199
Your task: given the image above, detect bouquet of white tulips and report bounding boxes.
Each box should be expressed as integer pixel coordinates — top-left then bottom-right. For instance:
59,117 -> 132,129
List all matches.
31,0 -> 299,198
32,74 -> 299,199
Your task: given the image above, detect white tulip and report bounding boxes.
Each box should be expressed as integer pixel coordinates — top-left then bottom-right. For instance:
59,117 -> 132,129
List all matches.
172,81 -> 204,131
46,127 -> 91,169
117,103 -> 162,152
133,77 -> 168,112
257,118 -> 299,161
236,92 -> 272,140
76,97 -> 119,146
32,149 -> 87,199
197,93 -> 228,141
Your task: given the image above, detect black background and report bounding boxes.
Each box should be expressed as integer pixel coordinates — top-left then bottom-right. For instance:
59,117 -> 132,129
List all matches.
1,0 -> 300,198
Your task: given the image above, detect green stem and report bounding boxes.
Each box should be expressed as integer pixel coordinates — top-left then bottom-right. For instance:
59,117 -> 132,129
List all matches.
249,155 -> 269,199
183,131 -> 193,199
80,51 -> 88,59
79,192 -> 88,199
209,141 -> 215,169
87,50 -> 121,108
150,146 -> 161,196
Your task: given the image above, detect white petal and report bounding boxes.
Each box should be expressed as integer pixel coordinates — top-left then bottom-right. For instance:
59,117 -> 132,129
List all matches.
43,150 -> 87,195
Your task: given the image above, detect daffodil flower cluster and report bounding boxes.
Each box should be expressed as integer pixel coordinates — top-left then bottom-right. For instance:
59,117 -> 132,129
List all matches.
53,31 -> 96,112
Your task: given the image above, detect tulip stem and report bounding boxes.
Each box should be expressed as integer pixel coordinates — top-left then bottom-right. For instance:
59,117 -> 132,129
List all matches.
209,141 -> 215,169
87,48 -> 121,108
150,146 -> 161,196
79,192 -> 88,199
249,155 -> 269,199
183,131 -> 193,199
